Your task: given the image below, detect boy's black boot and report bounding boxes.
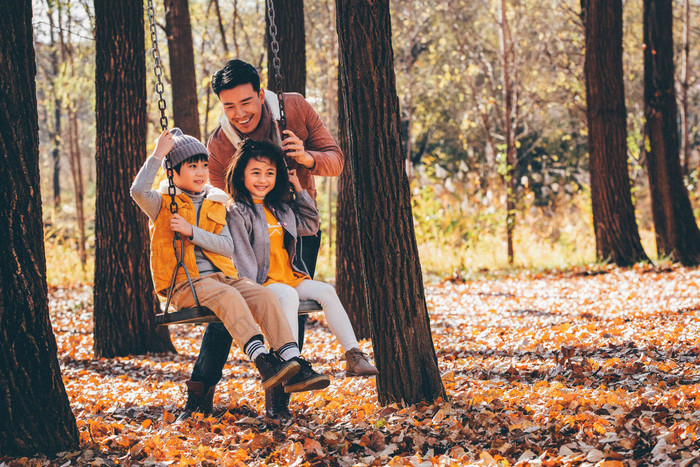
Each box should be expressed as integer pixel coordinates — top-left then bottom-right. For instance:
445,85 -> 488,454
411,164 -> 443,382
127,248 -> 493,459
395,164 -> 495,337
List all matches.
283,357 -> 331,393
264,385 -> 293,422
254,353 -> 300,390
176,380 -> 216,422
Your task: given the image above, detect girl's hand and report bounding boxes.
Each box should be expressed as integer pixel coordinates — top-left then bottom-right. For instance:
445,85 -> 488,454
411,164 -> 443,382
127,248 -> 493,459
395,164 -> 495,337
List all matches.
170,213 -> 193,237
288,169 -> 303,192
282,130 -> 315,169
152,130 -> 174,160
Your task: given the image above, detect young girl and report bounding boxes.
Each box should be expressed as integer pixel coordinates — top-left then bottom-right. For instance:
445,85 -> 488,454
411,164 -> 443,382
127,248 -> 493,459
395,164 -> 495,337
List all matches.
226,139 -> 378,378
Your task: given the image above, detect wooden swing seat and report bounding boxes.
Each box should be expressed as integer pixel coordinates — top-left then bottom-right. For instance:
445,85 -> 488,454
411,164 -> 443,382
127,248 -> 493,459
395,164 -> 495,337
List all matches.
156,300 -> 322,326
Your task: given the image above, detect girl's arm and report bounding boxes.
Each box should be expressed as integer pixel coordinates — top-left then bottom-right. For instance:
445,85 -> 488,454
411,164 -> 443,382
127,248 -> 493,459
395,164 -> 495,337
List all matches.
292,190 -> 320,237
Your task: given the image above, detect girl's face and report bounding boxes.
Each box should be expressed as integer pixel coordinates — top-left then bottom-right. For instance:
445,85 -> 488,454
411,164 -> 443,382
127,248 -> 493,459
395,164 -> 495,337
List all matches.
243,156 -> 277,198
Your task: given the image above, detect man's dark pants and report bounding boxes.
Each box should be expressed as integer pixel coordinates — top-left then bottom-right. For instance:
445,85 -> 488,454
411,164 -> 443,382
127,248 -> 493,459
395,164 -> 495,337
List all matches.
189,233 -> 322,389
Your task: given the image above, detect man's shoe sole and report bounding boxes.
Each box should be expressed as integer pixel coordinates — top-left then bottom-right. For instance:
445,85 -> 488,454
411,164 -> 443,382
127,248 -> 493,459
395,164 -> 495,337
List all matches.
284,374 -> 331,393
262,361 -> 300,390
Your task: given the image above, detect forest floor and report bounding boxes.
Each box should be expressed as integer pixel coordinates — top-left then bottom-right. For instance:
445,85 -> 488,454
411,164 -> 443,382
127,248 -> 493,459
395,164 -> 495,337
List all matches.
3,264 -> 700,466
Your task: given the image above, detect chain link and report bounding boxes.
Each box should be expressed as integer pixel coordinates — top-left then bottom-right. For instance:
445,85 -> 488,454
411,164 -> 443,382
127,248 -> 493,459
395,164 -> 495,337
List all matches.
266,0 -> 287,131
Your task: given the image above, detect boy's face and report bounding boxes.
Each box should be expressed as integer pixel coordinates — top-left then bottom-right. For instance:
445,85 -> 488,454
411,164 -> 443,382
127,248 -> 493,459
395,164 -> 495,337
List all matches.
173,159 -> 208,193
219,83 -> 265,135
244,157 -> 276,198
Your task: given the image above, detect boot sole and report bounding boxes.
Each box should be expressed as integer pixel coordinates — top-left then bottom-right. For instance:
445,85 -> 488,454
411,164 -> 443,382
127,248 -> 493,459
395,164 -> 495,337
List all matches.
345,370 -> 379,377
284,374 -> 331,393
262,361 -> 301,390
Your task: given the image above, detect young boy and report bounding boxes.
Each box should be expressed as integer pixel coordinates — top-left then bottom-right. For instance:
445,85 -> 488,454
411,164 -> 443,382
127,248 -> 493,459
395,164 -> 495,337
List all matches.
130,128 -> 329,420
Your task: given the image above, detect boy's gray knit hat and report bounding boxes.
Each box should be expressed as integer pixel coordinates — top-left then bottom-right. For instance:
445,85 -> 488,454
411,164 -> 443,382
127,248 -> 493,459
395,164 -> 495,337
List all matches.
162,127 -> 208,171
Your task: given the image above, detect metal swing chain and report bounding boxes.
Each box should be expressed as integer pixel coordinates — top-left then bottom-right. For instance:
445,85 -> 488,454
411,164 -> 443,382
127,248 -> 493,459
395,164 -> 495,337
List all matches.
147,0 -> 202,311
266,0 -> 287,132
146,0 -> 177,216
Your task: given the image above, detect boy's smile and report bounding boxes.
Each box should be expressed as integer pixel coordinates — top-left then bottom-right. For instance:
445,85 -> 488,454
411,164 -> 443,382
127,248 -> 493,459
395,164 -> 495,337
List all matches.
173,160 -> 208,193
244,157 -> 277,198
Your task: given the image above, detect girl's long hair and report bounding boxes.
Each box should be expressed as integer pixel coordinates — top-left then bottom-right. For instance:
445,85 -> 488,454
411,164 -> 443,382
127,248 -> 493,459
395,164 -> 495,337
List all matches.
224,139 -> 291,209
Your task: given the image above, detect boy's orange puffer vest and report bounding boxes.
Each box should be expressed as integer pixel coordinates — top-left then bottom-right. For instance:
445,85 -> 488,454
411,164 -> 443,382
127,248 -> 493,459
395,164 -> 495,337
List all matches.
150,192 -> 237,296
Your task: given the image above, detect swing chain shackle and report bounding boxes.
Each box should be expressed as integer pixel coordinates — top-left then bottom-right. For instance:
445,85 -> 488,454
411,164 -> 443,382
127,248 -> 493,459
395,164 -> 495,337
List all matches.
266,0 -> 287,132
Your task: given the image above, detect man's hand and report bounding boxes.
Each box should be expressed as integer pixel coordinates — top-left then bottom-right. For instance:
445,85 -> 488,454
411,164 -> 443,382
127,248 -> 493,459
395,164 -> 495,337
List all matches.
288,169 -> 303,192
282,130 -> 315,169
152,129 -> 174,161
170,213 -> 193,237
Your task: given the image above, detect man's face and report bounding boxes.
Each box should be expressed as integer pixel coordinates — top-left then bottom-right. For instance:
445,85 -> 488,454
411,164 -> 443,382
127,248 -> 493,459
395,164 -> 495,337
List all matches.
219,83 -> 265,135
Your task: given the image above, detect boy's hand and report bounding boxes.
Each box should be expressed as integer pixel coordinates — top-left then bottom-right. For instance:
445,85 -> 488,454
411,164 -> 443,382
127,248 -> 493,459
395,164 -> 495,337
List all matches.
170,213 -> 193,237
152,129 -> 174,161
282,130 -> 315,169
288,169 -> 303,192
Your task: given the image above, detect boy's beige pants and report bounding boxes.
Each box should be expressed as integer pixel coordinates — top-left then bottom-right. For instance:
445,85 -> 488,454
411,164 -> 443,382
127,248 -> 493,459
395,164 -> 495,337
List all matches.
169,272 -> 295,351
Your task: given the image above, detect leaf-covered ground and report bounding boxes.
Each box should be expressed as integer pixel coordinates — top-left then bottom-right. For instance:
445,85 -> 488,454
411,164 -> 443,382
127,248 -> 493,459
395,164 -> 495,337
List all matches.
3,264 -> 700,466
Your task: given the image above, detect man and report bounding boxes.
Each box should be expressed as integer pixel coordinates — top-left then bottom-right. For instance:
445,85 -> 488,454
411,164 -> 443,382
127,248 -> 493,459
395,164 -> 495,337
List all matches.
181,59 -> 343,421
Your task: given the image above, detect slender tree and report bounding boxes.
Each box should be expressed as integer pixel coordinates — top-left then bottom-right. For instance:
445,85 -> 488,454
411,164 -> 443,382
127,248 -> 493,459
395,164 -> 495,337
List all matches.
265,0 -> 306,95
165,0 -> 200,139
643,0 -> 700,265
679,0 -> 691,177
0,0 -> 79,455
583,0 -> 648,266
94,0 -> 175,357
336,0 -> 446,405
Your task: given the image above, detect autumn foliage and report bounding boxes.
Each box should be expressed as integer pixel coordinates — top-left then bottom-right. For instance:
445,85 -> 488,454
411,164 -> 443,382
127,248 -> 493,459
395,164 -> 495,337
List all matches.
2,264 -> 700,466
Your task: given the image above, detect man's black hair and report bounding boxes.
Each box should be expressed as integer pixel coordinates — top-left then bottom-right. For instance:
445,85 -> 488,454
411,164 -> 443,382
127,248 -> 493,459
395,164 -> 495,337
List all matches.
211,59 -> 260,95
172,153 -> 208,174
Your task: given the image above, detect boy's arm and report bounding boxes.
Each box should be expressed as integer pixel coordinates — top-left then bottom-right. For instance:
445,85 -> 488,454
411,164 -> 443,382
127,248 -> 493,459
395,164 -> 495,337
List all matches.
131,130 -> 174,221
190,224 -> 234,257
130,156 -> 163,222
292,190 -> 320,237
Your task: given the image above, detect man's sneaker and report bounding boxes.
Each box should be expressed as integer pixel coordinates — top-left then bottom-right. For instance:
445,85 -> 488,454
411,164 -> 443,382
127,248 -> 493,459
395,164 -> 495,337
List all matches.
283,357 -> 331,393
345,348 -> 379,377
254,353 -> 300,390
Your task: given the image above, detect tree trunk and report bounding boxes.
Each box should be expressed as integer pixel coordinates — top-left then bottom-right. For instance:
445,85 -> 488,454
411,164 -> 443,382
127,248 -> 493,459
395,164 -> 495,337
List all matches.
336,0 -> 446,405
94,0 -> 176,358
165,0 -> 200,139
0,0 -> 79,455
583,0 -> 648,266
500,0 -> 516,265
266,0 -> 306,95
679,0 -> 690,177
643,0 -> 700,265
336,101 -> 370,337
47,0 -> 62,211
68,109 -> 87,269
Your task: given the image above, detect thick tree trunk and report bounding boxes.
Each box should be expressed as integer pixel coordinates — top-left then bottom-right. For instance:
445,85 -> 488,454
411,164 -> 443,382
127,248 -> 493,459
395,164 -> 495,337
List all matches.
336,100 -> 370,337
165,0 -> 200,139
643,0 -> 700,265
0,1 -> 79,455
265,0 -> 306,95
583,0 -> 648,266
94,0 -> 176,358
336,0 -> 445,405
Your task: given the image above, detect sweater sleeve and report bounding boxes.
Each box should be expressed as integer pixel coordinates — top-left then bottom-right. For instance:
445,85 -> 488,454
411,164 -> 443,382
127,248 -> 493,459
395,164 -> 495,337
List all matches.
130,156 -> 163,222
297,97 -> 344,177
226,204 -> 259,280
292,191 -> 320,237
190,223 -> 233,257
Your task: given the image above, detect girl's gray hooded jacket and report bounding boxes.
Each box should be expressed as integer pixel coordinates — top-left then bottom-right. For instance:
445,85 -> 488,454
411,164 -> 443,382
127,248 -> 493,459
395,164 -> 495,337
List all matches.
227,190 -> 320,285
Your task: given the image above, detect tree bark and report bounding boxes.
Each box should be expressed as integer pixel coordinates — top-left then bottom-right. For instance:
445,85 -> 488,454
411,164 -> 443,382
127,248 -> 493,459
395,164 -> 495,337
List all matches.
500,0 -> 516,265
265,0 -> 306,95
165,0 -> 200,139
0,0 -> 79,455
94,0 -> 176,358
583,0 -> 648,266
47,0 -> 62,211
643,0 -> 700,265
336,0 -> 446,405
